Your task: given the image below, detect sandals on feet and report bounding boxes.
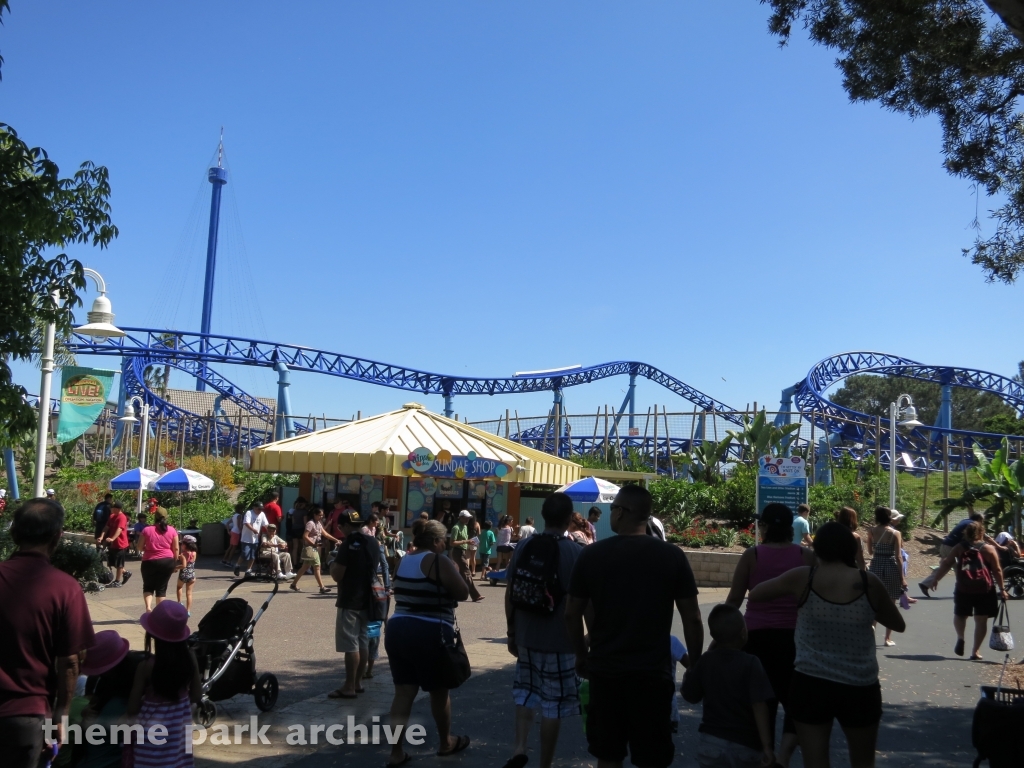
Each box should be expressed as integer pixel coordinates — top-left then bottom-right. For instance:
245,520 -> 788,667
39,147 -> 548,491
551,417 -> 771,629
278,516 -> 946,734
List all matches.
437,734 -> 470,757
327,689 -> 358,699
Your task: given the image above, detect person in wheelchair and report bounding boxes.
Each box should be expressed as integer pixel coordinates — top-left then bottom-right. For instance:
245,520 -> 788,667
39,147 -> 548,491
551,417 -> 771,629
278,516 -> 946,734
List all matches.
259,525 -> 295,580
988,531 -> 1021,568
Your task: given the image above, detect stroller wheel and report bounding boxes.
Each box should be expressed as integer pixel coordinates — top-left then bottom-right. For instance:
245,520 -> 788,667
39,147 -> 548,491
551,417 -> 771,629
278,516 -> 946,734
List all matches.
195,698 -> 217,728
255,672 -> 279,712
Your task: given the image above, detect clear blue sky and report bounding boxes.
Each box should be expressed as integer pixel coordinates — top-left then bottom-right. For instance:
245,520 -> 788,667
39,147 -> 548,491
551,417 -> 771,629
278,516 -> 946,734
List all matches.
6,2 -> 1019,423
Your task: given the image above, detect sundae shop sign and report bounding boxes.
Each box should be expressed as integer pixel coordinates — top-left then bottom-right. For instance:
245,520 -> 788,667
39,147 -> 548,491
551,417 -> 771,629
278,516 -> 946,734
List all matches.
403,448 -> 511,480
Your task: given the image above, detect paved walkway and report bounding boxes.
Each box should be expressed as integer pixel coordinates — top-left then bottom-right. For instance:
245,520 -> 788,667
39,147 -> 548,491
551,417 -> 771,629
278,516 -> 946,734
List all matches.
84,559 -> 1008,767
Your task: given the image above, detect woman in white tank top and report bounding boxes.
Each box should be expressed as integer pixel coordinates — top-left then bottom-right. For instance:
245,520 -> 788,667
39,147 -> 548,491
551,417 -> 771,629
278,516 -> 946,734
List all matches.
749,522 -> 905,768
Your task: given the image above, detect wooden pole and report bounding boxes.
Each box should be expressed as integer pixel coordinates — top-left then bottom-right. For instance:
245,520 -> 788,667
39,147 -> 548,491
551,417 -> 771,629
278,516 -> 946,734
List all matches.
875,415 -> 882,469
942,434 -> 950,532
515,410 -> 522,444
653,405 -> 659,474
920,461 -> 930,526
505,409 -> 510,439
664,406 -> 674,479
809,411 -> 816,486
553,401 -> 560,457
598,403 -> 606,462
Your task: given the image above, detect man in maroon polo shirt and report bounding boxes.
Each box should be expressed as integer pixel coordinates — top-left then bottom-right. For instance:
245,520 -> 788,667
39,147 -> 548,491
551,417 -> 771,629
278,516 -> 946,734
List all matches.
0,498 -> 95,768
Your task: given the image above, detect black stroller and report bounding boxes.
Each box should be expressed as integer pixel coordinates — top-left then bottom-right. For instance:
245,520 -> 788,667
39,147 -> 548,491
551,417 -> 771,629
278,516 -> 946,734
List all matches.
190,577 -> 280,726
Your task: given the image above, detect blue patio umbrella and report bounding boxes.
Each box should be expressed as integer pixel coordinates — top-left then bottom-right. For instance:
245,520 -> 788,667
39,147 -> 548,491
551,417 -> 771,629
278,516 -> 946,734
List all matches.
109,467 -> 160,491
555,476 -> 621,504
152,468 -> 215,492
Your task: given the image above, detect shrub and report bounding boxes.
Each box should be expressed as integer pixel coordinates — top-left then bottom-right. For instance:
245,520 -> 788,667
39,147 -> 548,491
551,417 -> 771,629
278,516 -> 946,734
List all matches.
737,524 -> 757,548
672,521 -> 738,549
49,538 -> 106,585
721,465 -> 756,525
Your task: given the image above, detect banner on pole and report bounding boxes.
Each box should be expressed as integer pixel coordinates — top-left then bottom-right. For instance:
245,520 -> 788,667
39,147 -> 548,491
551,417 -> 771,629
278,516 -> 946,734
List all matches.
56,367 -> 116,444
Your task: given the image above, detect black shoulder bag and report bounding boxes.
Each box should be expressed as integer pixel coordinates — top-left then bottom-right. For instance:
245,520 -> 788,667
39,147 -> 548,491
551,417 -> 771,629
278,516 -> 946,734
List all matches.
433,554 -> 472,689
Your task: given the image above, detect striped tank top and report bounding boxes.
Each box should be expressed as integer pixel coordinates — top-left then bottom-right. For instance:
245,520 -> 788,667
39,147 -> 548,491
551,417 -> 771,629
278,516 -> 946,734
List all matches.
392,551 -> 457,624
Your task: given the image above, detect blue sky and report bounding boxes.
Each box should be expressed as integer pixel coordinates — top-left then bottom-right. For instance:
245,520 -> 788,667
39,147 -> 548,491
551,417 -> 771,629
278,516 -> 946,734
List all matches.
6,2 -> 1019,424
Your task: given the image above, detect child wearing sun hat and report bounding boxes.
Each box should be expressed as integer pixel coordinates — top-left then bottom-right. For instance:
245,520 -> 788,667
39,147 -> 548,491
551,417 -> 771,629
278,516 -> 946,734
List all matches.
127,602 -> 201,768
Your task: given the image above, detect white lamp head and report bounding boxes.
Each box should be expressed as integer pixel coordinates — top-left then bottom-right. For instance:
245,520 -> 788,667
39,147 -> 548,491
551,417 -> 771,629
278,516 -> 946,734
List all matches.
898,404 -> 924,430
118,413 -> 138,425
75,294 -> 125,338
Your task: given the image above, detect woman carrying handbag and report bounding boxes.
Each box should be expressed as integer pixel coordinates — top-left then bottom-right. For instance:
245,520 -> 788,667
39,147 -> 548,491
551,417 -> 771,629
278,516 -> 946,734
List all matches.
384,520 -> 472,765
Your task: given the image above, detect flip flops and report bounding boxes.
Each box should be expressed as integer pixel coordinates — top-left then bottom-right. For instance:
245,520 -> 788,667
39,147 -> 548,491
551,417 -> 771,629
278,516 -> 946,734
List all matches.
327,689 -> 358,699
437,735 -> 470,757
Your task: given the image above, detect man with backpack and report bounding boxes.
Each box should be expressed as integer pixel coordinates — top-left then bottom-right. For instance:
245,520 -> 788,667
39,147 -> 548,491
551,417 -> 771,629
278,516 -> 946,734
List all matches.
329,512 -> 380,698
502,492 -> 584,768
565,484 -> 704,768
928,520 -> 1008,659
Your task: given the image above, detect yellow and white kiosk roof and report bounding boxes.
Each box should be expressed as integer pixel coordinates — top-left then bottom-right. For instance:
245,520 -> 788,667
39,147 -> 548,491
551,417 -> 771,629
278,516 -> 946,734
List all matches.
249,402 -> 581,486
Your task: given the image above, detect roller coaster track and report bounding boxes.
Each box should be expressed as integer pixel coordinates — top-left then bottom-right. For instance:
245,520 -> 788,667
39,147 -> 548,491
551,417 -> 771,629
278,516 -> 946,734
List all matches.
794,352 -> 1024,466
68,327 -> 742,451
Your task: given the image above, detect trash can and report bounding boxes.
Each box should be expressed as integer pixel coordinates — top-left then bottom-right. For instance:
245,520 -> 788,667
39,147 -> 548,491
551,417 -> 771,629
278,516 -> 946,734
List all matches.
201,522 -> 226,556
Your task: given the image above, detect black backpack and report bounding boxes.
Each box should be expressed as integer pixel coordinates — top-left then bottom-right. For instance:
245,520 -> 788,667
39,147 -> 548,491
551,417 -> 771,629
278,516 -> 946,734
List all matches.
509,534 -> 563,615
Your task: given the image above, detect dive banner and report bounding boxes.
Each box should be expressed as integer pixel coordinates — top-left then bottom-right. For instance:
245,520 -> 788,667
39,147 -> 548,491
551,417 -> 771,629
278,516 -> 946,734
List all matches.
56,366 -> 116,443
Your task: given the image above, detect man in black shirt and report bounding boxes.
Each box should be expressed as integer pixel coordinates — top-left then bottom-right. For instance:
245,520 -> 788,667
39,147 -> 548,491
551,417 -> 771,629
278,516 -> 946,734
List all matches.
565,484 -> 704,768
329,512 -> 380,699
92,493 -> 112,550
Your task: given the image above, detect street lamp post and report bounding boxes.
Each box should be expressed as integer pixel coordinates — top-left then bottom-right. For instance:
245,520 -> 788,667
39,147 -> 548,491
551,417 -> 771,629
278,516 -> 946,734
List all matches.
888,394 -> 924,510
118,396 -> 150,516
33,268 -> 125,499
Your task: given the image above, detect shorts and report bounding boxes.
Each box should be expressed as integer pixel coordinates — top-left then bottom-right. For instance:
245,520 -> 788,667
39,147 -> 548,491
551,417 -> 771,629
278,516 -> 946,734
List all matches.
385,615 -> 460,692
240,542 -> 259,561
107,548 -> 127,569
744,627 -> 796,735
954,590 -> 999,617
696,732 -> 765,768
336,608 -> 369,653
140,557 -> 176,597
512,649 -> 580,719
497,544 -> 515,553
94,525 -> 106,540
229,532 -> 241,546
788,671 -> 881,728
302,546 -> 321,565
587,672 -> 675,768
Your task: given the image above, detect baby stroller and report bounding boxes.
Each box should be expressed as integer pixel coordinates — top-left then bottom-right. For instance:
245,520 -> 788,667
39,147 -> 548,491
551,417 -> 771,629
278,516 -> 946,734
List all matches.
190,577 -> 280,726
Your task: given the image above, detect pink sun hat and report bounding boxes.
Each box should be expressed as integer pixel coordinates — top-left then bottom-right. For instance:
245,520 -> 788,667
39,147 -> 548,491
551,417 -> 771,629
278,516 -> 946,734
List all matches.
80,630 -> 131,676
139,601 -> 191,643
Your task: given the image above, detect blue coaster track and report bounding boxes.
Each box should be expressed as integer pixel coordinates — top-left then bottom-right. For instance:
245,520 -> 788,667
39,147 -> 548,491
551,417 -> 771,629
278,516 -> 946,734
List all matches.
68,326 -> 742,452
792,351 -> 1024,468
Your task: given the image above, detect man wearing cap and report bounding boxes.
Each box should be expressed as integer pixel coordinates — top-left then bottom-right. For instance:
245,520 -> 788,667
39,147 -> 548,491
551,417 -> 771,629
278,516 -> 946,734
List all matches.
46,489 -> 56,500
451,510 -> 484,602
97,501 -> 132,587
328,511 -> 380,698
235,501 -> 268,577
260,524 -> 296,579
0,499 -> 95,768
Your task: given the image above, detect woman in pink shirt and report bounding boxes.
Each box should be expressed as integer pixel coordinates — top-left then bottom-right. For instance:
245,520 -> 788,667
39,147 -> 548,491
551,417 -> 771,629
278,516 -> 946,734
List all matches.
726,503 -> 816,768
138,509 -> 180,613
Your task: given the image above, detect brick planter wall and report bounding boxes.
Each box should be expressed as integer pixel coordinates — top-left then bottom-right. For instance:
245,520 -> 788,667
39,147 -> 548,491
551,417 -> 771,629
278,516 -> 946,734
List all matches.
682,549 -> 741,588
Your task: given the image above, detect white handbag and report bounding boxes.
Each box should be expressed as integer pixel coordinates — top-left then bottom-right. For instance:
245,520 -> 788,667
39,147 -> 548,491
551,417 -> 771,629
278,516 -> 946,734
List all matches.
990,600 -> 1014,652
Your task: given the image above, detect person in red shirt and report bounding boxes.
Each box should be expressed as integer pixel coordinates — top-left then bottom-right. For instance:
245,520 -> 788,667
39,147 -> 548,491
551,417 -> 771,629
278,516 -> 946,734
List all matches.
0,498 -> 95,768
97,500 -> 132,587
263,491 -> 283,529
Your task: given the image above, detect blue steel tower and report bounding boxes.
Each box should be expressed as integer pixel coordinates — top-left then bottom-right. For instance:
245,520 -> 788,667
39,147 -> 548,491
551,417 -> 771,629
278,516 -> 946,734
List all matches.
197,134 -> 227,391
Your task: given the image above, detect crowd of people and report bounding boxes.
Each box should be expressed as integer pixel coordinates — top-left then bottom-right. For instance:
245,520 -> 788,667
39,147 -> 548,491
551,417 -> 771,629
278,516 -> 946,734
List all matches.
2,483 -> 1020,768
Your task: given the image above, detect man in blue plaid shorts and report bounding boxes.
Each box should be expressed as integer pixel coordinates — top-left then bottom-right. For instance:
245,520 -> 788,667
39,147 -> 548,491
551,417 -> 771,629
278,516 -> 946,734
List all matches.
502,492 -> 584,768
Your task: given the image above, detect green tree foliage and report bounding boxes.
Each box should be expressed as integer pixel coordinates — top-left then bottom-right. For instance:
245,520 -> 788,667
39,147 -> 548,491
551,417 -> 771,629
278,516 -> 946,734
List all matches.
933,436 -> 1024,536
763,1 -> 1024,281
830,373 -> 1016,432
726,409 -> 800,465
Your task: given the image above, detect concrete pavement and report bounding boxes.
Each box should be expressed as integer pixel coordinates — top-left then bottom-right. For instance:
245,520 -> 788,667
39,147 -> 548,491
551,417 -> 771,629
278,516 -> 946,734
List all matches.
83,555 -> 1007,767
